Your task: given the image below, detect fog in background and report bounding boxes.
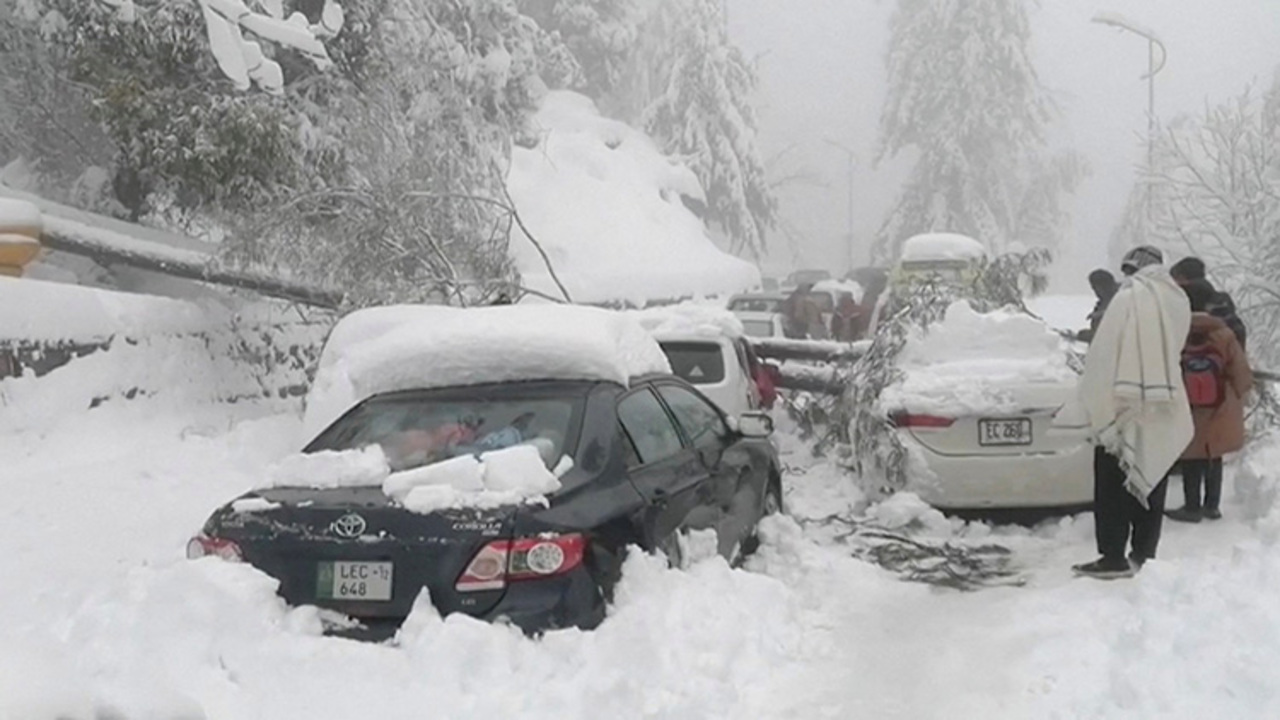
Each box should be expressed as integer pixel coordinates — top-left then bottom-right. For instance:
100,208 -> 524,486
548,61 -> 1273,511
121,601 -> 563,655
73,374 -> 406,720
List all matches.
730,0 -> 1280,292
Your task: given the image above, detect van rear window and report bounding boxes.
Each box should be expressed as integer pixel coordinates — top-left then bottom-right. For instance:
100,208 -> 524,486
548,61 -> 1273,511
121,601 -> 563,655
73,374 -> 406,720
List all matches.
658,342 -> 726,384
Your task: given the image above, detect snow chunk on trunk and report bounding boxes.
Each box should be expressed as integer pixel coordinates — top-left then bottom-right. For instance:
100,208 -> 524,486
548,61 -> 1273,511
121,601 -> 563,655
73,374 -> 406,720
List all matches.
389,445 -> 561,514
263,446 -> 390,489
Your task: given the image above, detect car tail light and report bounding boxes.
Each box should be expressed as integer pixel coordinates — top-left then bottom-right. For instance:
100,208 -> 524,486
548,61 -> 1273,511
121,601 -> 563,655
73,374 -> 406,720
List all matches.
455,534 -> 586,592
186,535 -> 243,562
890,412 -> 955,429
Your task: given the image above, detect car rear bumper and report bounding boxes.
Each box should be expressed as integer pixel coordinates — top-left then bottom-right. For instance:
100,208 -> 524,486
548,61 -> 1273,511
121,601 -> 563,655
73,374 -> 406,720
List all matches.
903,436 -> 1093,510
319,565 -> 606,641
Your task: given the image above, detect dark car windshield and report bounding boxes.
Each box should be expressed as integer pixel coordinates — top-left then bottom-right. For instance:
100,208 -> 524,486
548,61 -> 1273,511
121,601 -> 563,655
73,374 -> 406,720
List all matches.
307,386 -> 585,473
660,341 -> 726,384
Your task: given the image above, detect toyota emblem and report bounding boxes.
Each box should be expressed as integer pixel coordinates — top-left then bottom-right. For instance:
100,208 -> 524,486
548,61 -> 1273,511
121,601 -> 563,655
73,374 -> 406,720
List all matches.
330,513 -> 367,538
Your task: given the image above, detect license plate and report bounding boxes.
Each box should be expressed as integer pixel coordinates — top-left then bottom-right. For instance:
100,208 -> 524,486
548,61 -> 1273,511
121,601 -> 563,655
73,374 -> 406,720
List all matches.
978,418 -> 1033,447
316,561 -> 393,601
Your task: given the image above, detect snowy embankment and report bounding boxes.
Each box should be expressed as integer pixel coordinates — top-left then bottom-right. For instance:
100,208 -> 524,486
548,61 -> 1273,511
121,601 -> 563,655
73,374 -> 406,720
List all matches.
507,92 -> 760,306
5,291 -> 1280,718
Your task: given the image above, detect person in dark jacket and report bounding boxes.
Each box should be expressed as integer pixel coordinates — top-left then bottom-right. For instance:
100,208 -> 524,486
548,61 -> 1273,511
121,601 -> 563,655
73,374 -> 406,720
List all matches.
1170,256 -> 1247,350
1076,269 -> 1119,343
1166,280 -> 1253,523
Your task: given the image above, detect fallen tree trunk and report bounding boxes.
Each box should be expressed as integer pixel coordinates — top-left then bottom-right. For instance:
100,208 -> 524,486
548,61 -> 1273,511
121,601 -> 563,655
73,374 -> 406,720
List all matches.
751,337 -> 870,364
774,363 -> 844,395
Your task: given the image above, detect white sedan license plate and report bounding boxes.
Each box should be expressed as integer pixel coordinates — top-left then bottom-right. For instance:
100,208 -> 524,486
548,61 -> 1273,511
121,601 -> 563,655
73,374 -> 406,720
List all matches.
979,418 -> 1033,447
316,561 -> 393,601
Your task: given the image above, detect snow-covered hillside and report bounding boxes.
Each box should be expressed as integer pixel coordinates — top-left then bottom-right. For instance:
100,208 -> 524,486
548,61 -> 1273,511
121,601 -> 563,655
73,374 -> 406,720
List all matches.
507,92 -> 761,306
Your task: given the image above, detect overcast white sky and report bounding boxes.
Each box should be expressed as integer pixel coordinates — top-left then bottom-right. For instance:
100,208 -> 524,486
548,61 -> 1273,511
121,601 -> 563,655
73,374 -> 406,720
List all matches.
729,0 -> 1280,291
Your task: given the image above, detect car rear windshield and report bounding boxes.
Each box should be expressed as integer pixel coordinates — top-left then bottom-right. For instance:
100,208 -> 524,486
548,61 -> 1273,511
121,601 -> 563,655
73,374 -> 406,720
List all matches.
307,388 -> 584,473
660,341 -> 726,384
741,319 -> 775,338
729,297 -> 782,313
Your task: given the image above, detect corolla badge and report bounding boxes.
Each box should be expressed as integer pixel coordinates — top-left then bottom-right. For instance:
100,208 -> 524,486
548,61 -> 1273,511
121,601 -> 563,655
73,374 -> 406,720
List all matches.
330,513 -> 367,538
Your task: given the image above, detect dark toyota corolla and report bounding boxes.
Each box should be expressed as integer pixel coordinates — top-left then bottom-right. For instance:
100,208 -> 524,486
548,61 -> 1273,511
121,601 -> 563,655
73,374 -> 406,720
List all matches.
188,375 -> 781,639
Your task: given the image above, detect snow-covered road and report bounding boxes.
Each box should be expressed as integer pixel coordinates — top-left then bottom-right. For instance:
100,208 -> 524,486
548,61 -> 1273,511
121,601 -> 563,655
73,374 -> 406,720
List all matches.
3,396 -> 1280,720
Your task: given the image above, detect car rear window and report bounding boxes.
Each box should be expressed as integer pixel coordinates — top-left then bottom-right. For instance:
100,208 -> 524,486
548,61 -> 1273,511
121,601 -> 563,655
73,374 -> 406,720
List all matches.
308,391 -> 583,473
659,341 -> 726,384
741,319 -> 775,338
729,297 -> 782,313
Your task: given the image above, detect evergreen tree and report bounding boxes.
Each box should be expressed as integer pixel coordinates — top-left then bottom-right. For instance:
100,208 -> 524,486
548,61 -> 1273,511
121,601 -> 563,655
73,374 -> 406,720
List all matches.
876,0 -> 1078,260
640,0 -> 775,259
518,0 -> 637,98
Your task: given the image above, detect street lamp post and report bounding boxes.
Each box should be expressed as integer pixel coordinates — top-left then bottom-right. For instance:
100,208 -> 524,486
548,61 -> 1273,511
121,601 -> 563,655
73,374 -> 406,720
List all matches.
823,139 -> 857,275
1092,11 -> 1167,225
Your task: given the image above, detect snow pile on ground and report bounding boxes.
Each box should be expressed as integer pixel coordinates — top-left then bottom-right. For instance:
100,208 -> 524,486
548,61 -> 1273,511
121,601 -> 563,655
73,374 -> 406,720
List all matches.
303,303 -> 670,438
506,91 -> 760,305
1028,293 -> 1095,334
880,300 -> 1079,416
899,232 -> 988,262
627,301 -> 745,339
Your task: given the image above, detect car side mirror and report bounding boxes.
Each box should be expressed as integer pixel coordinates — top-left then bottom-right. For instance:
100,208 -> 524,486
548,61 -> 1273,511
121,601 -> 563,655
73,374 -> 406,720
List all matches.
736,412 -> 773,438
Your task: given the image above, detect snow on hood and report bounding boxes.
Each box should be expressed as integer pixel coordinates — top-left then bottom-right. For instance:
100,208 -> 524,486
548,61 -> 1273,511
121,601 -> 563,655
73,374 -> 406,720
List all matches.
302,303 -> 670,438
879,301 -> 1079,416
627,301 -> 745,339
506,91 -> 760,305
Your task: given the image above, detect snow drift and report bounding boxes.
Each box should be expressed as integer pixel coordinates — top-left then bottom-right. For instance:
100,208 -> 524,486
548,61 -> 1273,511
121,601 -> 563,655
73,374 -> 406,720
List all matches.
506,91 -> 760,305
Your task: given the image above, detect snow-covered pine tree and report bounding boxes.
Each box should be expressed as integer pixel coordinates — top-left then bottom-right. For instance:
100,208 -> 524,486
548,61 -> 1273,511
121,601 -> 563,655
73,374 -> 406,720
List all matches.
640,0 -> 775,259
876,0 -> 1079,261
518,0 -> 639,98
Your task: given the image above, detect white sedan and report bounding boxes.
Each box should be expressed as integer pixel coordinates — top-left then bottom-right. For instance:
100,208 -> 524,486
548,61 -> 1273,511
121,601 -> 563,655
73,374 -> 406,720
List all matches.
881,301 -> 1093,511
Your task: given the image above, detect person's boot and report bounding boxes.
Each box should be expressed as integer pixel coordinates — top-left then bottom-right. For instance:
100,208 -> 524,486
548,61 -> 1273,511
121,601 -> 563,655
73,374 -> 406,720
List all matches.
1202,508 -> 1223,520
1165,506 -> 1203,523
1072,556 -> 1138,579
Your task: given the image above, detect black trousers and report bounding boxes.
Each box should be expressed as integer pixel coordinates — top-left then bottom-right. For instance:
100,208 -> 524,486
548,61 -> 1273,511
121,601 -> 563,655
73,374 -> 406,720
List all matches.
1181,458 -> 1224,511
1094,448 -> 1169,562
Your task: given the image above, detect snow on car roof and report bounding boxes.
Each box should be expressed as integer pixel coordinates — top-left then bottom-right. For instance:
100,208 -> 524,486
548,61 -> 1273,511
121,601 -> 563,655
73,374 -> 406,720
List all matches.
811,279 -> 865,303
879,301 -> 1078,416
302,304 -> 671,439
627,302 -> 745,340
900,233 -> 988,263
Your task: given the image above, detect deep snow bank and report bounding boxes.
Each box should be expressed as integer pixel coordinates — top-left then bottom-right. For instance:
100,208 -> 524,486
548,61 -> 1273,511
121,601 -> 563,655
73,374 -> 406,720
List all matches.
506,91 -> 760,305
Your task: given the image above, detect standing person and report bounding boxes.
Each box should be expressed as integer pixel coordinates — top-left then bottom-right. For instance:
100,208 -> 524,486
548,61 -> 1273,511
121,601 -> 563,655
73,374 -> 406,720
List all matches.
1072,246 -> 1194,579
830,293 -> 862,342
1166,279 -> 1253,523
1076,269 -> 1119,343
1170,256 -> 1247,350
781,284 -> 813,339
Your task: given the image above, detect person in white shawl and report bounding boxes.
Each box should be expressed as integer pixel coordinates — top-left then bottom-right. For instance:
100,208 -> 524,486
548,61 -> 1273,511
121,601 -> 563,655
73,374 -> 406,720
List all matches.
1072,246 -> 1193,579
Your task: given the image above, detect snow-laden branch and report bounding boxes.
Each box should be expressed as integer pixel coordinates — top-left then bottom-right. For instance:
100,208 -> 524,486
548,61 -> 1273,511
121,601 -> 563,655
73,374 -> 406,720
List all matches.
93,0 -> 344,94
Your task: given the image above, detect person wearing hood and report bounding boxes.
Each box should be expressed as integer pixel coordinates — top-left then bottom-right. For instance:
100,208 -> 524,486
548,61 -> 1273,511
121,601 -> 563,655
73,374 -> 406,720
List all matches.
1166,279 -> 1253,523
1076,269 -> 1119,343
1072,246 -> 1194,579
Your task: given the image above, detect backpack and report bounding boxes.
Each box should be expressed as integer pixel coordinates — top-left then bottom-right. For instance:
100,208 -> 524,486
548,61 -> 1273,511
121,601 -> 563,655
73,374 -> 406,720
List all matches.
1181,343 -> 1227,408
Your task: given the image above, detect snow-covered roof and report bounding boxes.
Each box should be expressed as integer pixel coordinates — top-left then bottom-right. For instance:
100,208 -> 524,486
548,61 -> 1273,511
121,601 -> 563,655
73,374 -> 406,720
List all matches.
302,303 -> 672,438
811,279 -> 865,303
506,92 -> 760,305
879,301 -> 1078,416
627,302 -> 745,340
900,233 -> 987,263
